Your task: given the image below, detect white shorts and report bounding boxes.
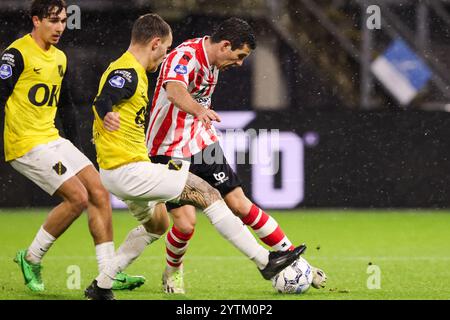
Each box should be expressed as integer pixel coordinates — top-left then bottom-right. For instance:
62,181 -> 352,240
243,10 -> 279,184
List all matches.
100,160 -> 190,204
101,160 -> 190,224
10,138 -> 92,195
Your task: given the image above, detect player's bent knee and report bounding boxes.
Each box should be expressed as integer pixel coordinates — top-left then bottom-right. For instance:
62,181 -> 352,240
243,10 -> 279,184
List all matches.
142,211 -> 169,236
89,186 -> 111,207
153,218 -> 170,236
175,221 -> 195,235
68,190 -> 89,213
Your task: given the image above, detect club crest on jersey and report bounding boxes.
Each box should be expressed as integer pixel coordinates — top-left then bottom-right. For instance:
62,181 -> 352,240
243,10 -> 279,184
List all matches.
0,64 -> 12,79
52,161 -> 67,176
174,64 -> 187,75
168,159 -> 183,171
109,75 -> 126,88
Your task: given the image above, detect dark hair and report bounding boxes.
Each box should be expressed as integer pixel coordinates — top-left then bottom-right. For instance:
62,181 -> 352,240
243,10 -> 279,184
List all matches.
131,13 -> 172,45
30,0 -> 67,20
211,17 -> 256,50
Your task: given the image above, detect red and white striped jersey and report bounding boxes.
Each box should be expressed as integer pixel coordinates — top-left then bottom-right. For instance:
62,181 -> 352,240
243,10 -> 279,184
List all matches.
146,36 -> 220,158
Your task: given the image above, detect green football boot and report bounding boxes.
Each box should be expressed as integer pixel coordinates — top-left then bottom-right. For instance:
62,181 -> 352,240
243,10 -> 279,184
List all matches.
13,249 -> 44,292
112,272 -> 146,291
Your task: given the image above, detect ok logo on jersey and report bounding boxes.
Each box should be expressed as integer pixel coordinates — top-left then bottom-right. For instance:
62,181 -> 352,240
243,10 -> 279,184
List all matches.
28,83 -> 61,107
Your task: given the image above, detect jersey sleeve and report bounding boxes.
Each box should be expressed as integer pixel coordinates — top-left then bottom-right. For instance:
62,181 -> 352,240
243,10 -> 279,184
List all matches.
161,51 -> 196,89
58,66 -> 83,151
0,48 -> 24,108
94,68 -> 138,119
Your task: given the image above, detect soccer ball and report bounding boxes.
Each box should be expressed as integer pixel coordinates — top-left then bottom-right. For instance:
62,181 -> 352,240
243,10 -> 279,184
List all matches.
272,257 -> 313,294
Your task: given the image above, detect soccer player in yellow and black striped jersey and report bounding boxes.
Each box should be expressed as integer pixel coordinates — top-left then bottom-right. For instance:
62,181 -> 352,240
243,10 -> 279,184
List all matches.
0,0 -> 115,295
86,13 -> 305,300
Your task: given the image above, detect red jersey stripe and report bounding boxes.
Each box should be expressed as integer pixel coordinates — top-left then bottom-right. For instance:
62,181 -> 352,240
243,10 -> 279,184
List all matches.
165,110 -> 187,156
150,103 -> 174,155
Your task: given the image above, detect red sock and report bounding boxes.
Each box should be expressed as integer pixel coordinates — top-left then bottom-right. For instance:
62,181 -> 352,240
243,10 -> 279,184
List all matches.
241,204 -> 295,251
165,225 -> 194,268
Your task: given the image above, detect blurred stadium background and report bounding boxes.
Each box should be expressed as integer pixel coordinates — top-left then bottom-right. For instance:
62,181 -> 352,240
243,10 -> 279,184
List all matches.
1,0 -> 450,210
0,0 -> 450,299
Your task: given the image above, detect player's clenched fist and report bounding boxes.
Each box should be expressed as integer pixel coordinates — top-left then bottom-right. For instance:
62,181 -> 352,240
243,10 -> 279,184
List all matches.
104,112 -> 121,131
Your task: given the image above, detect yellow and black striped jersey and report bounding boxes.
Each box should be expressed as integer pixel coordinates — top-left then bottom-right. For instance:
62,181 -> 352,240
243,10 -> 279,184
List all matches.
0,34 -> 80,161
92,51 -> 150,170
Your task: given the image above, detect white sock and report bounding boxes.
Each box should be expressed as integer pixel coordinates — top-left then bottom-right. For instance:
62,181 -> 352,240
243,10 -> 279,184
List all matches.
27,226 -> 56,264
113,225 -> 161,271
166,265 -> 181,273
204,200 -> 269,269
165,264 -> 184,275
96,226 -> 160,289
96,263 -> 120,289
95,241 -> 115,273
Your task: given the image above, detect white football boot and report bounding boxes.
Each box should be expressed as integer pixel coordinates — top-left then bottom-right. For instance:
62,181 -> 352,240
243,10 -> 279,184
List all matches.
162,265 -> 185,294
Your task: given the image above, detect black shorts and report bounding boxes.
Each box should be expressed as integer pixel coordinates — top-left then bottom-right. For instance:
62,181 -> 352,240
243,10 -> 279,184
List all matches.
150,142 -> 242,211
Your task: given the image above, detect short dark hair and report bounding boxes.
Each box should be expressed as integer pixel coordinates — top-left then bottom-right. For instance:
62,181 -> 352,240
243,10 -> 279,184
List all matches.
131,13 -> 172,45
211,17 -> 256,50
30,0 -> 67,20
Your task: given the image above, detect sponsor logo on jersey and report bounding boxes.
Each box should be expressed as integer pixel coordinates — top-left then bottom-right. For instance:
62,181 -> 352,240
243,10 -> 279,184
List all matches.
0,64 -> 12,79
174,64 -> 188,75
195,96 -> 211,108
28,84 -> 60,107
114,69 -> 133,82
52,161 -> 67,176
33,67 -> 42,74
1,53 -> 16,66
109,75 -> 126,88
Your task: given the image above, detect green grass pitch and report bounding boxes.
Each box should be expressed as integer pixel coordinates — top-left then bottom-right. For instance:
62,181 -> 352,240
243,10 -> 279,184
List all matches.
0,209 -> 449,300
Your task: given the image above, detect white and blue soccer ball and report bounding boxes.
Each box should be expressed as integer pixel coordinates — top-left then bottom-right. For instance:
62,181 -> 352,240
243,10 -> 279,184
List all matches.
272,257 -> 313,294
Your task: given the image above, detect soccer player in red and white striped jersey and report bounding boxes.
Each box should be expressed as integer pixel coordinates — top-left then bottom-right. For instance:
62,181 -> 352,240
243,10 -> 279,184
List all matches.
147,36 -> 220,158
145,18 -> 327,294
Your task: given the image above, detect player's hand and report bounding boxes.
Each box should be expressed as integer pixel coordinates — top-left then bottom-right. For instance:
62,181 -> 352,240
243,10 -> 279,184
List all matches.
196,108 -> 221,129
103,112 -> 120,131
